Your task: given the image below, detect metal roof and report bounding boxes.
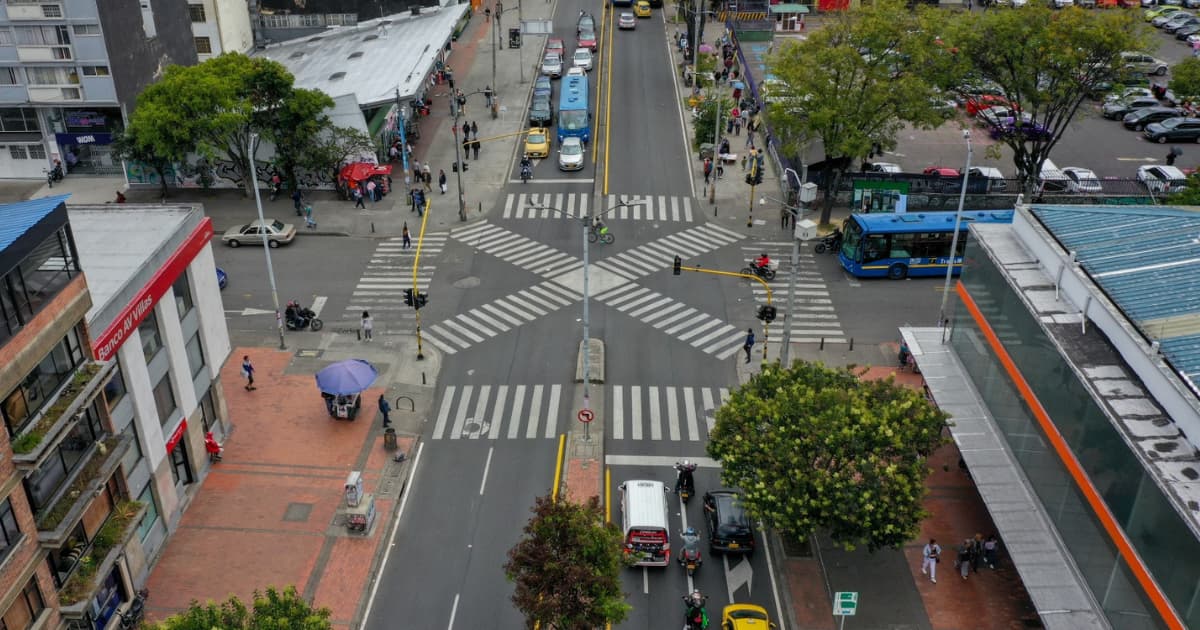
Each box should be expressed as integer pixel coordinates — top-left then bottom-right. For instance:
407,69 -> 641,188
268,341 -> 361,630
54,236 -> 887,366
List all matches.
0,195 -> 70,252
1029,204 -> 1200,393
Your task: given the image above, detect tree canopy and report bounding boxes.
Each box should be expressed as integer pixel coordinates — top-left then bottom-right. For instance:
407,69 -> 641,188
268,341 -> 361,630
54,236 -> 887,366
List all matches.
1168,57 -> 1200,106
707,361 -> 948,552
149,585 -> 332,630
505,495 -> 631,629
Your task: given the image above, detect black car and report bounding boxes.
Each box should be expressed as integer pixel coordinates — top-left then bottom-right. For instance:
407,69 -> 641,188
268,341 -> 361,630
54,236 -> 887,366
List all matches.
703,489 -> 756,555
529,95 -> 554,127
1144,117 -> 1200,142
1123,106 -> 1183,131
1165,16 -> 1200,32
1177,23 -> 1200,38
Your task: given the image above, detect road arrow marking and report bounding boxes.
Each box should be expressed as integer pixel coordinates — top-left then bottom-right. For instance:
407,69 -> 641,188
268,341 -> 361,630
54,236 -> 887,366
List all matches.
724,553 -> 754,600
224,307 -> 274,316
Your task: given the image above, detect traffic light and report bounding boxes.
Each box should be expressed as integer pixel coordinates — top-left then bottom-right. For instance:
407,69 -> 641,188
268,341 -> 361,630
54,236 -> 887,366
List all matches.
403,289 -> 415,307
673,255 -> 682,276
757,305 -> 777,322
416,292 -> 429,309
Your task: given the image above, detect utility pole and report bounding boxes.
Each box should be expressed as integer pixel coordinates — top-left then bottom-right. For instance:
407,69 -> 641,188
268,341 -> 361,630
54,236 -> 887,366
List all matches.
247,133 -> 286,351
938,129 -> 973,333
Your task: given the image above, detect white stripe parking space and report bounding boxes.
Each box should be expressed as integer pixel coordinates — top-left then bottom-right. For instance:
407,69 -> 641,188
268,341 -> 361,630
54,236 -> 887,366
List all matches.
343,233 -> 447,334
591,222 -> 745,281
744,242 -> 847,344
502,193 -> 697,222
419,281 -> 583,355
594,285 -> 749,359
430,384 -> 565,440
608,385 -> 730,442
450,220 -> 583,278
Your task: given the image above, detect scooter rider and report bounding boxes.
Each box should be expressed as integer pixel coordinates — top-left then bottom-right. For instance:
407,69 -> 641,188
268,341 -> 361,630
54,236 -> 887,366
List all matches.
755,252 -> 772,271
678,527 -> 701,563
682,590 -> 709,629
674,460 -> 697,495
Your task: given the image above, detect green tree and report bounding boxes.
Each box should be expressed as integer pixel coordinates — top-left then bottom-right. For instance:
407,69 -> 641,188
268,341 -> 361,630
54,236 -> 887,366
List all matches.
707,361 -> 948,551
767,0 -> 952,225
1168,57 -> 1200,108
939,6 -> 1146,194
296,126 -> 377,189
111,127 -> 177,200
505,495 -> 632,629
693,95 -> 735,151
150,585 -> 332,630
265,87 -> 335,193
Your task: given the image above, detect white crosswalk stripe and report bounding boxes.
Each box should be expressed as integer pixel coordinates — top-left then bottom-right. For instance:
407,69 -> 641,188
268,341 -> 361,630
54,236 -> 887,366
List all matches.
501,193 -> 696,222
431,384 -> 565,440
422,281 -> 584,355
609,385 -> 730,442
592,223 -> 744,280
343,233 -> 447,333
595,286 -> 748,358
743,242 -> 847,344
451,221 -> 582,277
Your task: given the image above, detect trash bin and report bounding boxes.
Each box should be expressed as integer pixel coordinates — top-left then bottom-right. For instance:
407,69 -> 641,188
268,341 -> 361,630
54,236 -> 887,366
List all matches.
384,427 -> 397,451
509,28 -> 521,48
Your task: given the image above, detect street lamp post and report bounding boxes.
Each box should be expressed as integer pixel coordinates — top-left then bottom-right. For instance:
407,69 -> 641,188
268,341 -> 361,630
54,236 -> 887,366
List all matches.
938,129 -> 973,334
760,195 -> 815,367
448,89 -> 490,221
247,132 -> 287,350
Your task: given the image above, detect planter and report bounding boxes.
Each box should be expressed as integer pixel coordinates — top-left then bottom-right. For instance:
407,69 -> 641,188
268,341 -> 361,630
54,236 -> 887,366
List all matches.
12,361 -> 114,464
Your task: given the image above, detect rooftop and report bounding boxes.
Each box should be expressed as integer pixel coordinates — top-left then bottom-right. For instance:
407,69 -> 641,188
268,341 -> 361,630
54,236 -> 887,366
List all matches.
0,195 -> 70,252
255,6 -> 467,109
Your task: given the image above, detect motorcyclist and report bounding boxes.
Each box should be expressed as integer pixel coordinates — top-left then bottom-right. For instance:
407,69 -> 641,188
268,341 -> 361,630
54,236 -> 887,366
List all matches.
754,252 -> 772,272
682,591 -> 709,629
674,460 -> 696,495
520,153 -> 533,170
285,300 -> 301,327
678,527 -> 701,563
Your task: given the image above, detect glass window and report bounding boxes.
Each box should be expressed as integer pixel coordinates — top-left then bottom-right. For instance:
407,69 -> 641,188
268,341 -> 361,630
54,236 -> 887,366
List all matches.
47,523 -> 87,586
0,497 -> 22,561
199,389 -> 219,433
0,108 -> 39,133
25,415 -> 96,510
194,37 -> 212,54
19,229 -> 79,313
72,24 -> 101,36
14,25 -> 69,46
188,4 -> 207,21
173,273 -> 193,318
0,29 -> 12,45
40,5 -> 62,18
185,333 -> 205,379
139,309 -> 161,362
152,372 -> 175,425
27,145 -> 45,160
103,366 -> 126,411
135,484 -> 158,542
1,576 -> 44,630
2,328 -> 82,435
0,69 -> 17,86
8,146 -> 27,160
80,66 -> 109,77
119,421 -> 141,474
169,441 -> 193,486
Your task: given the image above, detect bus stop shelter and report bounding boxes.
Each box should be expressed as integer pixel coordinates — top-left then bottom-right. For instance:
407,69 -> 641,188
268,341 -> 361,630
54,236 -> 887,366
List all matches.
770,3 -> 809,31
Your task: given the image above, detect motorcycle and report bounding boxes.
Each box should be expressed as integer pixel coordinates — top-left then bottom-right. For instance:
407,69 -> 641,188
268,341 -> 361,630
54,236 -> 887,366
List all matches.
268,180 -> 282,202
678,529 -> 702,577
521,164 -> 533,183
682,591 -> 709,630
285,300 -> 324,332
814,229 -> 843,255
674,460 -> 697,503
115,588 -> 149,630
740,260 -> 778,281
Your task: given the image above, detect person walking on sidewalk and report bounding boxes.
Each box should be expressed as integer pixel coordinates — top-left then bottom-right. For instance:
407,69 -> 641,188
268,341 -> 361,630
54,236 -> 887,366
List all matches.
703,157 -> 712,185
781,206 -> 792,230
361,311 -> 373,341
472,138 -> 481,160
471,121 -> 479,138
402,223 -> 411,249
304,204 -> 317,229
422,162 -> 432,189
379,394 -> 392,427
241,356 -> 256,391
921,539 -> 941,583
291,188 -> 304,214
970,533 -> 985,573
743,328 -> 755,363
353,187 -> 366,209
484,5 -> 491,21
956,539 -> 972,579
983,533 -> 999,569
439,169 -> 448,194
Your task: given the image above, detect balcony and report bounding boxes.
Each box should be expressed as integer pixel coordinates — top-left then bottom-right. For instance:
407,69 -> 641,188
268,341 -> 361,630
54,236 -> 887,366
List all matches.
34,432 -> 131,546
54,501 -> 145,611
12,360 -> 113,464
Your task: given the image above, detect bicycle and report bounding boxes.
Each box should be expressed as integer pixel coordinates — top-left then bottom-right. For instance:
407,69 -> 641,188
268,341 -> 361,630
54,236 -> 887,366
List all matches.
587,225 -> 614,244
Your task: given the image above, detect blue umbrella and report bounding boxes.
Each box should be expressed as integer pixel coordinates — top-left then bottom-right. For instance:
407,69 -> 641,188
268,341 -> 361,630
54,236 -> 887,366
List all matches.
315,359 -> 378,395
731,80 -> 746,90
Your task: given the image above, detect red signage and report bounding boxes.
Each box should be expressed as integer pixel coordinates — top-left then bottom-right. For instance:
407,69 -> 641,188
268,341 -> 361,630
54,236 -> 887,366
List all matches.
166,418 -> 188,453
92,217 -> 214,362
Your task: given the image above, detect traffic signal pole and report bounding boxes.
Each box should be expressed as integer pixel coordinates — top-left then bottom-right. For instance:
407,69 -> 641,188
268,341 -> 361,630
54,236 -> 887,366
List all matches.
411,195 -> 432,360
673,260 -> 772,361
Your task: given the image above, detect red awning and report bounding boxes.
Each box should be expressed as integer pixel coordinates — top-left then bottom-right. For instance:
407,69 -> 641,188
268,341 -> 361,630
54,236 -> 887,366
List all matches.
338,162 -> 394,186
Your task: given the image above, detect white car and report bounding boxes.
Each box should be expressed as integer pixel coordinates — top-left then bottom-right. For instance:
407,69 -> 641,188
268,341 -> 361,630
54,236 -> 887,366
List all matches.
1011,0 -> 1028,6
1106,87 -> 1155,103
1137,164 -> 1188,194
541,53 -> 563,78
566,66 -> 586,77
572,48 -> 593,72
618,12 -> 636,29
1061,167 -> 1103,194
558,136 -> 585,171
1053,0 -> 1073,7
869,162 -> 902,173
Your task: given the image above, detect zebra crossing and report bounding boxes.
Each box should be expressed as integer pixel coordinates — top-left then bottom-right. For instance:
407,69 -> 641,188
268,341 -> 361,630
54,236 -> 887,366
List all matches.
595,285 -> 748,359
743,243 -> 847,344
501,193 -> 696,222
591,222 -> 744,280
451,221 -> 583,278
420,281 -> 583,355
610,385 -> 730,441
431,384 -> 565,439
344,233 -> 447,332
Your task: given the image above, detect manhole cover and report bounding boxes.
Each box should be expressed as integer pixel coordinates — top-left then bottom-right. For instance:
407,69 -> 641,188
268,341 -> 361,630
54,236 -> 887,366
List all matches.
283,502 -> 313,522
461,419 -> 491,438
453,276 -> 481,289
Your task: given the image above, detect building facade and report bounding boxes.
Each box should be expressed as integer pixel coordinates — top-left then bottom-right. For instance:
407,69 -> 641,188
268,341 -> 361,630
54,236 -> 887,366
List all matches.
0,0 -> 197,179
187,0 -> 253,61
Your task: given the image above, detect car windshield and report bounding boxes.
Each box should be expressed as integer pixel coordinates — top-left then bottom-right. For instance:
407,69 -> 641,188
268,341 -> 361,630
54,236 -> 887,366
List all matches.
562,141 -> 582,155
728,609 -> 769,620
580,29 -> 595,40
528,133 -> 545,143
560,110 -> 587,130
715,495 -> 750,530
543,55 -> 559,64
575,50 -> 589,60
1162,117 -> 1188,128
270,220 -> 285,231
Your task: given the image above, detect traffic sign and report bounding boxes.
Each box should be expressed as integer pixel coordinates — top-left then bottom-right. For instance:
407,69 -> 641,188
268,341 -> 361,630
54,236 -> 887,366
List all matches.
833,591 -> 858,616
577,409 -> 595,424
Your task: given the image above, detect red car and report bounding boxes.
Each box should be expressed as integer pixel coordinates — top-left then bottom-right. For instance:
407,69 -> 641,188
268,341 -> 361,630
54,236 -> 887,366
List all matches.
546,37 -> 564,57
577,29 -> 597,52
923,166 -> 960,177
965,94 -> 1014,117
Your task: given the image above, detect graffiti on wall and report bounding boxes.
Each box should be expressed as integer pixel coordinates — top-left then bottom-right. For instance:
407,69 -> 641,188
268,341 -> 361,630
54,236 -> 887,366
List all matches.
125,155 -> 337,190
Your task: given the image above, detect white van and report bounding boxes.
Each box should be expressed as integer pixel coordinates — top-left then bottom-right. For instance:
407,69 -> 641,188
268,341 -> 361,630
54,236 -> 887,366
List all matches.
619,479 -> 670,567
967,166 -> 1007,192
1038,159 -> 1071,193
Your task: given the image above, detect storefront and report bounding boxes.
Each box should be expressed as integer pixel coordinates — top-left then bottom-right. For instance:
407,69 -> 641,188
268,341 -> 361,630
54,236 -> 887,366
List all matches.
51,108 -> 123,175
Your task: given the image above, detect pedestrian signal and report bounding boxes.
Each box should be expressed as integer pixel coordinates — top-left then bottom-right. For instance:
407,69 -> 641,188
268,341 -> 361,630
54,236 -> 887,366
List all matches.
757,305 -> 777,322
416,292 -> 429,309
673,255 -> 682,276
403,289 -> 415,307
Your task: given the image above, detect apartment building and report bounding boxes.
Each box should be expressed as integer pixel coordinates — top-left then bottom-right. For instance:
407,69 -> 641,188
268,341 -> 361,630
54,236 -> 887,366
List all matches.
187,0 -> 252,60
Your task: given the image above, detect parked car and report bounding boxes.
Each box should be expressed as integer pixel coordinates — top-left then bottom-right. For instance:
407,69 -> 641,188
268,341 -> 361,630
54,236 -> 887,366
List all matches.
216,267 -> 228,290
1061,167 -> 1103,193
533,75 -> 552,99
1039,159 -> 1072,192
546,37 -> 565,57
1163,15 -> 1200,31
572,47 -> 593,72
923,166 -> 960,177
977,105 -> 1021,127
988,119 -> 1053,141
524,127 -> 550,158
1144,116 -> 1200,142
1106,87 -> 1155,103
529,95 -> 554,127
1123,106 -> 1183,130
541,53 -> 563,78
222,219 -> 296,248
618,11 -> 636,28
558,136 -> 585,171
1102,95 -> 1163,119
1153,11 -> 1193,27
1121,52 -> 1170,75
869,162 -> 902,173
1175,23 -> 1200,37
1137,164 -> 1188,193
965,94 -> 1014,117
703,490 -> 756,554
578,28 -> 598,52
1053,0 -> 1074,7
577,12 -> 595,33
1145,5 -> 1181,19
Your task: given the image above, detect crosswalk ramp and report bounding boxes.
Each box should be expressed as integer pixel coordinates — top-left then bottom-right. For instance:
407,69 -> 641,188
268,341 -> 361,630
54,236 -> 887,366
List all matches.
502,193 -> 697,222
451,221 -> 582,277
420,281 -> 584,355
432,384 -> 565,439
609,385 -> 730,441
343,233 -> 447,332
742,243 -> 846,344
592,223 -> 744,280
596,285 -> 748,359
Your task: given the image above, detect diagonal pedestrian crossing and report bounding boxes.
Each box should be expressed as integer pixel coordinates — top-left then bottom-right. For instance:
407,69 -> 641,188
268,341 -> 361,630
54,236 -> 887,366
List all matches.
741,242 -> 847,344
450,221 -> 583,277
420,281 -> 584,355
609,385 -> 730,442
343,233 -> 447,334
501,193 -> 696,222
431,384 -> 565,440
594,285 -> 748,359
591,223 -> 744,280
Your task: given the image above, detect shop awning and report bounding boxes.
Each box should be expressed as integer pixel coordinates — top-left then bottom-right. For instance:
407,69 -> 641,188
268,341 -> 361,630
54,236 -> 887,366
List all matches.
770,3 -> 810,13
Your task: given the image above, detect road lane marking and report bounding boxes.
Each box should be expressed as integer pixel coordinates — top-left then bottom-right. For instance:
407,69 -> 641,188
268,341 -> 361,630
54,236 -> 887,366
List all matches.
309,295 -> 327,318
447,592 -> 459,630
479,447 -> 494,495
605,455 -> 720,467
449,385 -> 474,439
488,386 -> 508,440
648,386 -> 662,440
361,441 -> 425,626
508,385 -> 527,440
612,385 -> 624,440
666,387 -> 680,441
762,528 -> 788,627
432,386 -> 456,440
526,384 -> 545,439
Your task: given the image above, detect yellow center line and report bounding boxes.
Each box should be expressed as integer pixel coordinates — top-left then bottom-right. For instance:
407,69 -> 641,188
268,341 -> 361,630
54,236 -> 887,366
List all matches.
602,3 -> 616,195
591,3 -> 607,166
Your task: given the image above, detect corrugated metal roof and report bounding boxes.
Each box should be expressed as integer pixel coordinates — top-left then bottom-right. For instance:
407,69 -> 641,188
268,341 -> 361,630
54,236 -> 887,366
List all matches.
1029,204 -> 1200,392
0,194 -> 70,252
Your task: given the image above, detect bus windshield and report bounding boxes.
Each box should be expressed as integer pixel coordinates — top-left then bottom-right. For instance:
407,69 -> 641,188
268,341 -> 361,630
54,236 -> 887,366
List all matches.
559,110 -> 588,130
840,218 -> 862,261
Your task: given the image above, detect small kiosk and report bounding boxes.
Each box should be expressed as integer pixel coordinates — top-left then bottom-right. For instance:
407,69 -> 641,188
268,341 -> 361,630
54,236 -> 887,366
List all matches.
343,471 -> 376,534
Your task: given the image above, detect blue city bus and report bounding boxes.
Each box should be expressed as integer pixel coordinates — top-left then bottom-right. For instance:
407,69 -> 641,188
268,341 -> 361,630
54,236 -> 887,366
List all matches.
557,74 -> 590,145
838,210 -> 1014,279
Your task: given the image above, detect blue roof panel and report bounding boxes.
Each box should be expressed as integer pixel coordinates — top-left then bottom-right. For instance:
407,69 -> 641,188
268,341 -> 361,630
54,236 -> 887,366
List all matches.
0,195 -> 70,252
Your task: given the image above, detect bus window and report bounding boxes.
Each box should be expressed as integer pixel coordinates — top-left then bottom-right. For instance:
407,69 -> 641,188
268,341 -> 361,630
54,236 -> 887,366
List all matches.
839,220 -> 862,260
889,233 -> 914,259
863,235 -> 888,263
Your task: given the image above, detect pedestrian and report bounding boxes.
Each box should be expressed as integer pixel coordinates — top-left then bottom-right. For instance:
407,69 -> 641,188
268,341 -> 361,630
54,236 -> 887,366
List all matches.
472,138 -> 481,160
484,85 -> 494,108
733,117 -> 741,136
781,207 -> 792,229
970,533 -> 984,573
462,137 -> 471,160
439,169 -> 448,194
471,121 -> 479,137
462,120 -> 470,138
1167,146 -> 1182,166
361,311 -> 373,341
388,143 -> 399,162
484,6 -> 491,20
379,394 -> 392,427
745,129 -> 755,149
921,539 -> 940,583
457,90 -> 467,114
983,533 -> 999,569
402,223 -> 411,249
353,187 -> 366,209
291,188 -> 303,213
423,171 -> 432,192
703,157 -> 713,185
446,65 -> 455,90
956,540 -> 971,579
204,431 -> 223,461
415,190 -> 425,216
304,204 -> 317,229
743,328 -> 755,363
241,355 -> 256,391
367,179 -> 378,202
741,153 -> 748,171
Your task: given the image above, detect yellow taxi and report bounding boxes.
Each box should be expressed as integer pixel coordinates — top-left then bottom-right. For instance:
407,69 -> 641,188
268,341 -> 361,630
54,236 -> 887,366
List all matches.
634,0 -> 652,17
721,604 -> 776,630
524,127 -> 551,158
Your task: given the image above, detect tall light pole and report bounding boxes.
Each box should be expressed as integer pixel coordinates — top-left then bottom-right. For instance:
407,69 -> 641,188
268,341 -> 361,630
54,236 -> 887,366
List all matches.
247,132 -> 286,350
760,195 -> 815,367
938,128 -> 973,332
449,89 -> 490,221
